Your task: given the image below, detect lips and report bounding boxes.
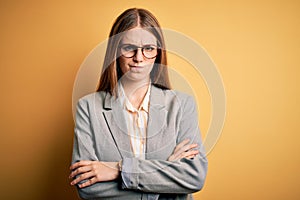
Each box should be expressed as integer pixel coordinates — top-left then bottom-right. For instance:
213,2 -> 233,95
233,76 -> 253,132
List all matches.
130,65 -> 143,67
129,65 -> 144,68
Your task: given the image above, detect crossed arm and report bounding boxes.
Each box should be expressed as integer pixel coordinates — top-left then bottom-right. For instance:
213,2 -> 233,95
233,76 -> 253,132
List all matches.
70,94 -> 207,198
69,139 -> 199,188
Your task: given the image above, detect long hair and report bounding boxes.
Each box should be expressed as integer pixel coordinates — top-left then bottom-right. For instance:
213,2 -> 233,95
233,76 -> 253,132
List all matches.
97,8 -> 171,95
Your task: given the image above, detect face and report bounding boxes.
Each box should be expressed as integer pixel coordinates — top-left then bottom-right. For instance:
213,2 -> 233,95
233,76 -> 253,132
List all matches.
117,27 -> 157,82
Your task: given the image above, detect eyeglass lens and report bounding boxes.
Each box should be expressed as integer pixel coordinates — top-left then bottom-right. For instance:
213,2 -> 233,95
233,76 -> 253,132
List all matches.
120,44 -> 158,59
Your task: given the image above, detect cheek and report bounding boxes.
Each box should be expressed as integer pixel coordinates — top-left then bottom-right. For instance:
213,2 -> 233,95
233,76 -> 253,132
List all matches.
148,59 -> 156,69
118,57 -> 129,73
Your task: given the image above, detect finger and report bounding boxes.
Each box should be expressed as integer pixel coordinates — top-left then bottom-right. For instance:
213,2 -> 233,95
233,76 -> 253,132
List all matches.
181,143 -> 198,153
173,143 -> 198,159
167,154 -> 176,161
70,160 -> 92,170
71,171 -> 95,186
79,177 -> 97,188
186,155 -> 196,159
173,139 -> 190,153
168,149 -> 199,161
174,148 -> 199,160
69,165 -> 92,179
180,150 -> 199,159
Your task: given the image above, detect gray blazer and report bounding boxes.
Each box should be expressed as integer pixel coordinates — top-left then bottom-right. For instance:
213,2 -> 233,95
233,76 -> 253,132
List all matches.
72,85 -> 208,200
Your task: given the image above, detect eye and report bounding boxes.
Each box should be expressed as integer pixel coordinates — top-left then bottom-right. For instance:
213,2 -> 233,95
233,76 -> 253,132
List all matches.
122,45 -> 137,52
143,45 -> 156,52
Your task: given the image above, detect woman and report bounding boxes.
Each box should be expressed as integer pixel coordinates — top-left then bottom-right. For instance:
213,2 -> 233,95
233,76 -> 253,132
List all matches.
69,8 -> 207,200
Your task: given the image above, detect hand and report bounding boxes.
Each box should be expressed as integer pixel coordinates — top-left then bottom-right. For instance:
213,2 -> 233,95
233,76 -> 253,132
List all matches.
168,139 -> 199,161
69,160 -> 120,188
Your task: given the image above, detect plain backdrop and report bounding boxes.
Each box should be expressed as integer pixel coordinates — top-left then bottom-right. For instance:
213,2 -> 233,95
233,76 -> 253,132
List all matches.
0,0 -> 299,200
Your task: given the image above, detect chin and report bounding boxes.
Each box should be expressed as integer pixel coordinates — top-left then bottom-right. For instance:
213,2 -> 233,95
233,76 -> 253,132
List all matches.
121,72 -> 149,82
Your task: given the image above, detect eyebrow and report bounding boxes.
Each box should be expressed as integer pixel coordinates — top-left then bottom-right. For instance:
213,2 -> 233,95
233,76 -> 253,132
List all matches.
120,43 -> 157,46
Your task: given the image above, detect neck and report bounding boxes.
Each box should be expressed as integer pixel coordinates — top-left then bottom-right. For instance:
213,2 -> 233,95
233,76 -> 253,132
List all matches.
120,78 -> 150,108
121,77 -> 150,97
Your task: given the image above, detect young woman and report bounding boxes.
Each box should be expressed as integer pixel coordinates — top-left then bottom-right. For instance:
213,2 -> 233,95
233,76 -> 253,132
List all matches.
69,8 -> 207,200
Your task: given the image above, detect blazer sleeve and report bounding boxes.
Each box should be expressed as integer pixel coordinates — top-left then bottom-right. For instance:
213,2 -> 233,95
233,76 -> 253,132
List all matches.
120,95 -> 208,194
71,98 -> 138,199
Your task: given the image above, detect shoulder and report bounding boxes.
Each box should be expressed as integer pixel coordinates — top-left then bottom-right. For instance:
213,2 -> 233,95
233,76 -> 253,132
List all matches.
76,91 -> 108,108
152,85 -> 196,107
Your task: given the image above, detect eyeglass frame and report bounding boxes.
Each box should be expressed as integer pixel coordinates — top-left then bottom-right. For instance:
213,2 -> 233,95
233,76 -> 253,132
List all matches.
118,43 -> 159,59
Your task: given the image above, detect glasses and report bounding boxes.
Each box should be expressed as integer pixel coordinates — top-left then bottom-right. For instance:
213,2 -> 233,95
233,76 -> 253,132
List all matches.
119,44 -> 158,59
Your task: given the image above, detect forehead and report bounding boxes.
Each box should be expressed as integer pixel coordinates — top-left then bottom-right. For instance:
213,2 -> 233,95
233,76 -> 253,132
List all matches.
121,28 -> 157,45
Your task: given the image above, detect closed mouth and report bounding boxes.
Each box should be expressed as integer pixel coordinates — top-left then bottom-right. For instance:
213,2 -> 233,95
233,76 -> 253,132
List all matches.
130,65 -> 143,68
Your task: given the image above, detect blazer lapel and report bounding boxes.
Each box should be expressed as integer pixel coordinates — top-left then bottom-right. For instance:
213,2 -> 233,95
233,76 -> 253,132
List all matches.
102,92 -> 134,159
101,86 -> 169,160
146,86 -> 168,159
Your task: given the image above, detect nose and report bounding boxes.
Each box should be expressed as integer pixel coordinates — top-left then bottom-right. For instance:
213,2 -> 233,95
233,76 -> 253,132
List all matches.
133,48 -> 144,62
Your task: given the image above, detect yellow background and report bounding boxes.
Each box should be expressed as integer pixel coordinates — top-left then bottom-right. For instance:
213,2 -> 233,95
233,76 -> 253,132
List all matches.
1,0 -> 299,199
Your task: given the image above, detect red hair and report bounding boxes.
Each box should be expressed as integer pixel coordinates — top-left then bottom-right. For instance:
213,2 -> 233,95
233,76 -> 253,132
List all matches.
97,8 -> 171,95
